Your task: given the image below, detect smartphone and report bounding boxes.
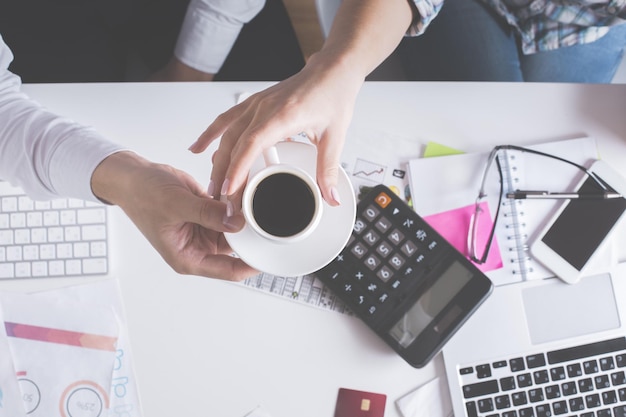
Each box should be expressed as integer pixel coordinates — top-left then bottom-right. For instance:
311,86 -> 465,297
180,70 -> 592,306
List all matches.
531,160 -> 626,284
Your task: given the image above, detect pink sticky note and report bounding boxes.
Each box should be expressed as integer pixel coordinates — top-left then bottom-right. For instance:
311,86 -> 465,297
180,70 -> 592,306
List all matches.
423,202 -> 503,272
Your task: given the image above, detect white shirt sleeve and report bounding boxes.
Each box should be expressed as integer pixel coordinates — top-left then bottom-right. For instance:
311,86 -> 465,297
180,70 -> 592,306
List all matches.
174,0 -> 266,74
0,35 -> 125,202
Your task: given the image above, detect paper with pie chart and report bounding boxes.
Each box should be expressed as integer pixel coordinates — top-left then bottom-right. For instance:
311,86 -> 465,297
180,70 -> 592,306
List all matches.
0,279 -> 142,417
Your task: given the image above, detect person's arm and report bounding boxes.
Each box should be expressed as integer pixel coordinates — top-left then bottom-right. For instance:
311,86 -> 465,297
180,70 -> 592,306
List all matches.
188,0 -> 414,207
150,0 -> 266,81
91,151 -> 256,280
0,35 -> 257,281
0,36 -> 122,201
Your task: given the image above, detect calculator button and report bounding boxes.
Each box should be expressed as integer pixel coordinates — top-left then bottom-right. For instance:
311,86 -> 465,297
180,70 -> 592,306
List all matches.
374,217 -> 392,233
365,282 -> 379,293
401,240 -> 418,257
363,205 -> 380,221
415,253 -> 426,264
376,241 -> 393,258
388,228 -> 405,245
364,254 -> 381,270
362,230 -> 380,246
377,293 -> 390,304
415,228 -> 428,242
353,218 -> 367,234
389,253 -> 406,270
374,192 -> 392,208
351,242 -> 367,259
354,271 -> 365,281
376,265 -> 394,282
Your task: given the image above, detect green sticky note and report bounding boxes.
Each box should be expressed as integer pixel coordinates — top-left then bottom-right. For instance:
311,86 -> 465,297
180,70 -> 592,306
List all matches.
423,141 -> 464,158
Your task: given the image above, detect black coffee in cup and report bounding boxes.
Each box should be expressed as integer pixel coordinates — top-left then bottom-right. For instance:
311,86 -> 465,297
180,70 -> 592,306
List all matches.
252,173 -> 316,237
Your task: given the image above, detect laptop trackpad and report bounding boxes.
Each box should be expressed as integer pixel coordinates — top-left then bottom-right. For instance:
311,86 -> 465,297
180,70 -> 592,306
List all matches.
522,274 -> 620,345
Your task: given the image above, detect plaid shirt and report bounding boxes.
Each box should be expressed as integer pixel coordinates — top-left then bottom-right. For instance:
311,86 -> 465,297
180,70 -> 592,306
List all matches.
409,0 -> 626,54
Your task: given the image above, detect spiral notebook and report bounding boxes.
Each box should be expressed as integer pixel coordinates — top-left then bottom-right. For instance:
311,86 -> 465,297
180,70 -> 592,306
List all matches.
408,137 -> 599,286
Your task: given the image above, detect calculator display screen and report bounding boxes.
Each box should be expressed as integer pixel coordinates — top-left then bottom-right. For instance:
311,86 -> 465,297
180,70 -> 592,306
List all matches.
388,261 -> 473,348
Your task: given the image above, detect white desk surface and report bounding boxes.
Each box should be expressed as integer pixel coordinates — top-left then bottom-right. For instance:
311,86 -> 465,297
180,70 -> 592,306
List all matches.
7,81 -> 626,417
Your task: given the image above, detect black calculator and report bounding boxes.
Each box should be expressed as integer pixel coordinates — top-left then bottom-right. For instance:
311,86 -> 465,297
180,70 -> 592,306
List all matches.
314,184 -> 493,368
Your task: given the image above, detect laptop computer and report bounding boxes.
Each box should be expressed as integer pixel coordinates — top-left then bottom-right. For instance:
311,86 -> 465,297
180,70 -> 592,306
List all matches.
442,262 -> 626,417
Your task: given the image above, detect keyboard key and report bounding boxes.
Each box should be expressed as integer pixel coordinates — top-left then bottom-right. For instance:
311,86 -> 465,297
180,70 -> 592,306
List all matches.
0,263 -> 14,278
510,357 -> 526,372
579,377 -> 594,392
460,367 -> 473,375
15,262 -> 30,278
463,380 -> 499,399
612,370 -> 626,386
495,394 -> 511,410
501,377 -> 516,391
584,360 -> 599,374
535,404 -> 551,417
494,360 -> 507,368
585,393 -> 601,408
527,354 -> 546,369
518,407 -> 534,417
82,225 -> 106,241
550,366 -> 566,381
476,364 -> 492,378
77,208 -> 105,224
528,388 -> 544,403
551,400 -> 568,415
465,401 -> 478,417
82,258 -> 107,274
615,405 -> 626,417
567,363 -> 583,377
569,396 -> 585,412
603,390 -> 617,405
517,373 -> 533,388
548,337 -> 626,365
477,398 -> 494,413
561,381 -> 577,396
601,356 -> 616,371
533,370 -> 549,384
595,374 -> 611,389
545,384 -> 561,399
512,391 -> 528,406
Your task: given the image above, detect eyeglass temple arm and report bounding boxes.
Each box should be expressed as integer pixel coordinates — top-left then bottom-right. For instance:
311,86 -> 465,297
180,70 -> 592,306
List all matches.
496,145 -> 612,192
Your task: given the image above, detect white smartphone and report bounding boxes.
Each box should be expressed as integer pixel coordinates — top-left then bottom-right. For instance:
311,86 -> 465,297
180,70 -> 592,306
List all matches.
531,160 -> 626,284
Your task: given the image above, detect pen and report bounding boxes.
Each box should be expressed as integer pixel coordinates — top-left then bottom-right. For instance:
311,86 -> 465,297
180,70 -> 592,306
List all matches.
506,190 -> 623,200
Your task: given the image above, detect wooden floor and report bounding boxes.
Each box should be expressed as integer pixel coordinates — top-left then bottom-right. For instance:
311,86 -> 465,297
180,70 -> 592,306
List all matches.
283,0 -> 325,60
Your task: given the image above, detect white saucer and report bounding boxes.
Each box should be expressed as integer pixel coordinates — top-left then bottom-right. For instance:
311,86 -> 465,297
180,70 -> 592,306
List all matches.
225,141 -> 356,277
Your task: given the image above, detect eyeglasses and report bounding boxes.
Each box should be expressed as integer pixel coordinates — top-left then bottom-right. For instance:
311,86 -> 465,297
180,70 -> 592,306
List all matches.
468,145 -> 620,265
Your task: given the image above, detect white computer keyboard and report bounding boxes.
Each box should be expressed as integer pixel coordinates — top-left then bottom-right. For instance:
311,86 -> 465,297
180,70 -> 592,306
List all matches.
0,182 -> 108,278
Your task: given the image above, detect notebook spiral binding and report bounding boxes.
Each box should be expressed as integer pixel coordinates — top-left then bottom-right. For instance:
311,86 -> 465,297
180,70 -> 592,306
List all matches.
498,151 -> 534,278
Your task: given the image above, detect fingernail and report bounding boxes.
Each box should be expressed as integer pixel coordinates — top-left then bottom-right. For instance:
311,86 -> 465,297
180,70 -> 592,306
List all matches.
222,214 -> 240,231
220,178 -> 230,196
226,200 -> 234,217
222,201 -> 240,231
330,186 -> 342,205
188,140 -> 198,151
207,180 -> 215,197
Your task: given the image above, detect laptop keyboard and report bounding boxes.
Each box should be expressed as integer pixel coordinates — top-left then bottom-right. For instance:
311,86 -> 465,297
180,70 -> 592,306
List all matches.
459,337 -> 626,417
0,182 -> 108,278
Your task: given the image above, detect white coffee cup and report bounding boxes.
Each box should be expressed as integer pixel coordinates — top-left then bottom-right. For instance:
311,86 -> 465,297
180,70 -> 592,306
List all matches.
241,145 -> 324,243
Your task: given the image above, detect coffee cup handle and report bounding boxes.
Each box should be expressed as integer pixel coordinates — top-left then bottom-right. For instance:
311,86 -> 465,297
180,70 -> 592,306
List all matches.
263,146 -> 280,166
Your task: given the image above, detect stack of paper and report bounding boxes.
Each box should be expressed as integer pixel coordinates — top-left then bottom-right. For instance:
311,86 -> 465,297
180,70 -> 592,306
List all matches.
0,279 -> 142,417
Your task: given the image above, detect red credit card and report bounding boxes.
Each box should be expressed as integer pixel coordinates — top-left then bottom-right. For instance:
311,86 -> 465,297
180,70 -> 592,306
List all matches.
334,388 -> 386,417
